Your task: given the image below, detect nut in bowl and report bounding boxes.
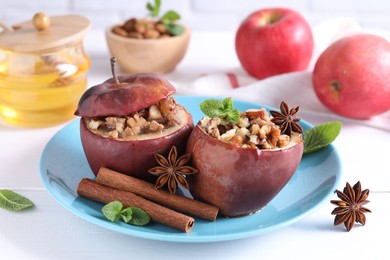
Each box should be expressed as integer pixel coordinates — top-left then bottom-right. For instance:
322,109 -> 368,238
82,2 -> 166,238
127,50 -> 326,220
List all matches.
105,1 -> 191,74
186,98 -> 304,217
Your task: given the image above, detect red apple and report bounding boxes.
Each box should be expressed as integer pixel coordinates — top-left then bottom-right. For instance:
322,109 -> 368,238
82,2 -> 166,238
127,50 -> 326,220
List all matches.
235,8 -> 314,79
186,124 -> 303,217
312,34 -> 390,119
75,72 -> 193,182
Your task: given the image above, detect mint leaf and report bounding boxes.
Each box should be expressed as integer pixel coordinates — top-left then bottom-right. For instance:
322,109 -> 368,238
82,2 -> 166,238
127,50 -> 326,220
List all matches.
226,109 -> 240,124
222,97 -> 233,111
146,2 -> 154,12
162,10 -> 181,22
102,202 -> 151,226
102,201 -> 123,222
200,99 -> 225,117
146,0 -> 160,17
164,23 -> 185,36
200,97 -> 240,124
0,189 -> 34,211
120,208 -> 133,223
303,121 -> 342,154
127,207 -> 151,226
154,0 -> 161,16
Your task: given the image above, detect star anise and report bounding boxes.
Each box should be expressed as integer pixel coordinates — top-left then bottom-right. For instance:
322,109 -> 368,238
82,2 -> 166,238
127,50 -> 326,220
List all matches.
330,181 -> 371,231
270,101 -> 303,136
148,146 -> 198,194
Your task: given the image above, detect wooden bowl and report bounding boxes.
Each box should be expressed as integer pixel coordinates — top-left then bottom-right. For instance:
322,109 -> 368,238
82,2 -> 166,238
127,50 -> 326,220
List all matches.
105,25 -> 191,74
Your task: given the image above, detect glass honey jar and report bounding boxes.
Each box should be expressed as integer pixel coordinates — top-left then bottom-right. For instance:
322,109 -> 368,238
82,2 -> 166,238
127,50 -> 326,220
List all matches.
0,13 -> 91,127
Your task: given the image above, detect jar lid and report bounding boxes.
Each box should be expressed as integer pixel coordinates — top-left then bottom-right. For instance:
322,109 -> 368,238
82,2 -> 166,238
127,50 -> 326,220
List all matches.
0,13 -> 91,53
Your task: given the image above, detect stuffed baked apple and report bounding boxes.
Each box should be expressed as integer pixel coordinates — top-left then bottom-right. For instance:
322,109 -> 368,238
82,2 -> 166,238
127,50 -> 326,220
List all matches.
75,58 -> 193,181
186,98 -> 303,217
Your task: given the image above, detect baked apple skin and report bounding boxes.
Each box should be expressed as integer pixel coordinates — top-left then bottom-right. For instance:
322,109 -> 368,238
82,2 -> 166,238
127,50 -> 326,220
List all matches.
79,115 -> 193,181
75,72 -> 193,181
186,124 -> 303,217
75,73 -> 175,117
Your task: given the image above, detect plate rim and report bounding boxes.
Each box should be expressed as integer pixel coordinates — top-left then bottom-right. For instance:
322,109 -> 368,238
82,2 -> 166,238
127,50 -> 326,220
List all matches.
39,95 -> 343,243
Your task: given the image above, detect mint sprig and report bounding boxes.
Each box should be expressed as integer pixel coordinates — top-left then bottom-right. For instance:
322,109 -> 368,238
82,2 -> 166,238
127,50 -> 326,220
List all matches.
303,121 -> 342,154
146,0 -> 184,36
102,201 -> 151,226
146,0 -> 161,17
0,189 -> 34,211
200,97 -> 240,124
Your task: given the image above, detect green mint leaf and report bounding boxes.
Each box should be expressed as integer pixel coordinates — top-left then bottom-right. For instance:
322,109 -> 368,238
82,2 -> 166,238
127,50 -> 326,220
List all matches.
226,109 -> 240,124
120,208 -> 133,223
222,97 -> 233,112
154,0 -> 161,16
102,201 -> 123,222
164,23 -> 185,36
0,189 -> 34,211
200,99 -> 226,117
146,2 -> 154,12
127,207 -> 151,226
162,10 -> 181,22
303,121 -> 342,154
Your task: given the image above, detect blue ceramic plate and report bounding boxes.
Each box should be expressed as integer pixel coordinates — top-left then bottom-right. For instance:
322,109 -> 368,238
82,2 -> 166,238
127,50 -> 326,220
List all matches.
40,96 -> 342,243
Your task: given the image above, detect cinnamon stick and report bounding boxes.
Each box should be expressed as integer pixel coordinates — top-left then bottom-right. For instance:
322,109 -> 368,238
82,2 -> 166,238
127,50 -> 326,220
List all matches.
77,178 -> 194,232
96,167 -> 219,221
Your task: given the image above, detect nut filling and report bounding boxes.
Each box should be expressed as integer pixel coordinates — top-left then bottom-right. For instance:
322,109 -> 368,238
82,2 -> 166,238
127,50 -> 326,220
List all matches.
199,108 -> 301,150
84,97 -> 188,141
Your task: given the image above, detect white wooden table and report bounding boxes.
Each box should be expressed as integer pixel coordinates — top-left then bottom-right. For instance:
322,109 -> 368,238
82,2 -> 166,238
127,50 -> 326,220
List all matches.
1,31 -> 389,260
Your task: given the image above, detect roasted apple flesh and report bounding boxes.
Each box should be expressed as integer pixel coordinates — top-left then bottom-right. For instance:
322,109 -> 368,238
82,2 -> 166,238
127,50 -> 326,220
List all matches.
75,71 -> 193,182
186,107 -> 303,217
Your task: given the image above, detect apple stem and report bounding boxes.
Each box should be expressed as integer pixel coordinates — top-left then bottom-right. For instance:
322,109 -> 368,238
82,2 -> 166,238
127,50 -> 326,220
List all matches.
110,57 -> 120,84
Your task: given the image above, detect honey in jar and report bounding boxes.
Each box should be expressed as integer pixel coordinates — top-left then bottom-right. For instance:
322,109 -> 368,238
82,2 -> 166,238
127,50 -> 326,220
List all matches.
0,13 -> 91,127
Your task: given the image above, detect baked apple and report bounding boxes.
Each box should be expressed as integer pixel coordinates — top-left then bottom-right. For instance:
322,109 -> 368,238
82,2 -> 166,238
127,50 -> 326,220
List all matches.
74,58 -> 193,181
186,100 -> 303,217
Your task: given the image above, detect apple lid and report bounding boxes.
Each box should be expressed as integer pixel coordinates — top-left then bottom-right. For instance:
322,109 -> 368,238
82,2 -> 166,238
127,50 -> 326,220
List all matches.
74,73 -> 176,117
0,13 -> 90,53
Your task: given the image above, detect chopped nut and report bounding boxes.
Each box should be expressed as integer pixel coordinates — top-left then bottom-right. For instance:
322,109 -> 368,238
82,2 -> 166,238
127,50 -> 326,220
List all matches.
259,125 -> 271,139
249,134 -> 260,145
269,126 -> 281,147
160,97 -> 176,117
228,135 -> 243,146
250,124 -> 261,135
278,134 -> 290,148
236,127 -> 250,140
221,129 -> 236,142
246,109 -> 265,120
200,116 -> 211,128
105,117 -> 126,133
250,118 -> 268,127
148,105 -> 163,121
124,127 -> 135,136
108,130 -> 119,139
209,126 -> 220,139
149,120 -> 164,132
88,119 -> 102,130
238,117 -> 250,128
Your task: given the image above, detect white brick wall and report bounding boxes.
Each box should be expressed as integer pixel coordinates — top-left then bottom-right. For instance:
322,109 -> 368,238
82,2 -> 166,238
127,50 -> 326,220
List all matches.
0,0 -> 389,32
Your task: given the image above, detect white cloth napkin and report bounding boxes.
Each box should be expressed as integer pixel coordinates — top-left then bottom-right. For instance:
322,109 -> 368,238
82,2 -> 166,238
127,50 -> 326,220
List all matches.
173,18 -> 390,132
